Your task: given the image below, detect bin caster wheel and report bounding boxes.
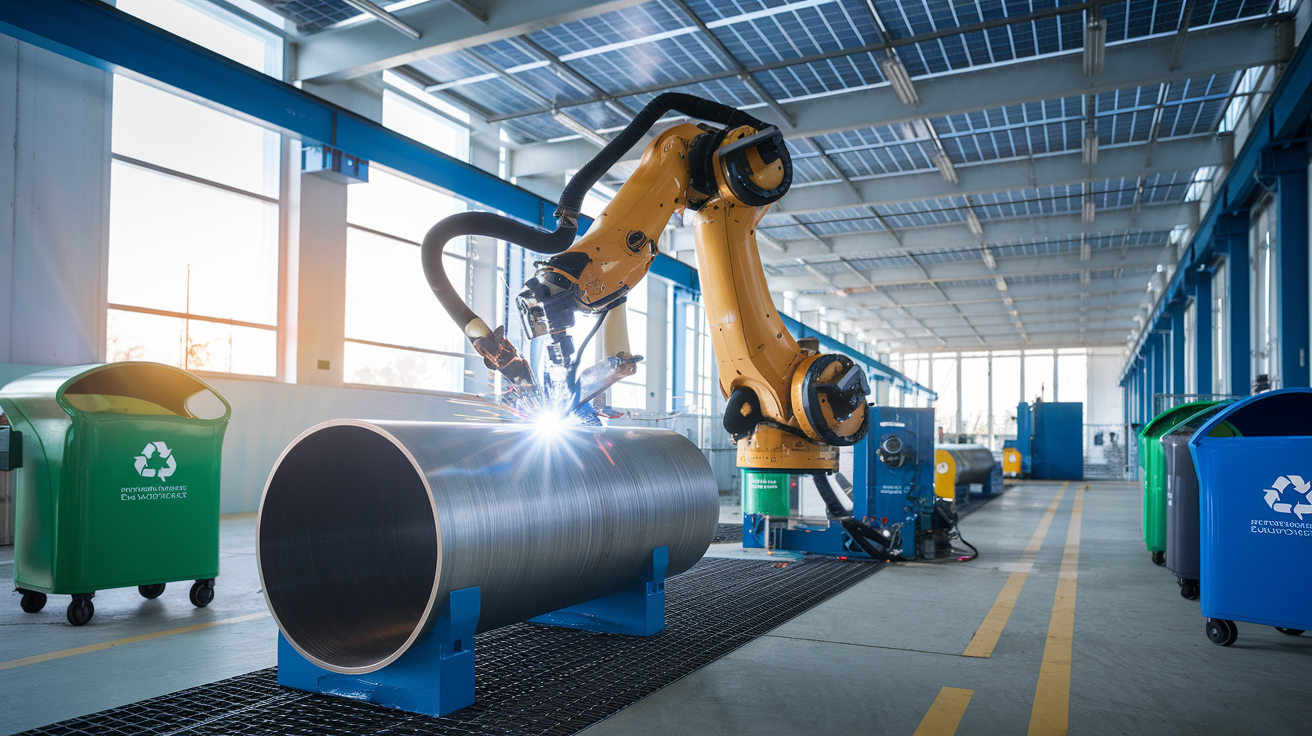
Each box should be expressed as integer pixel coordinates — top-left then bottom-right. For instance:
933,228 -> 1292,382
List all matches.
1275,627 -> 1305,636
67,598 -> 94,627
1151,551 -> 1166,566
1179,580 -> 1200,601
138,584 -> 166,599
19,590 -> 47,613
1206,618 -> 1237,646
189,580 -> 214,608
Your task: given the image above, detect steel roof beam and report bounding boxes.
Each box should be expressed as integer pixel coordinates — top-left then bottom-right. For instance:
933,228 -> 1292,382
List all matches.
760,202 -> 1197,257
767,246 -> 1166,290
776,135 -> 1228,214
507,19 -> 1285,176
295,0 -> 646,82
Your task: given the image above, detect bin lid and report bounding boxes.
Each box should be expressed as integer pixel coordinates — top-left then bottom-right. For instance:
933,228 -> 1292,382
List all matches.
1141,400 -> 1223,440
0,362 -> 230,421
1189,388 -> 1312,447
1162,402 -> 1239,439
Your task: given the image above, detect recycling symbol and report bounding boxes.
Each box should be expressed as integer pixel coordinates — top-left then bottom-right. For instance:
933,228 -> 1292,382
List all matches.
1263,475 -> 1312,520
134,441 -> 177,481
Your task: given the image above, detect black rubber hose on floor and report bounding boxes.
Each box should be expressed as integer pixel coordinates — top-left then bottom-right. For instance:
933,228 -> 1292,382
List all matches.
421,93 -> 768,337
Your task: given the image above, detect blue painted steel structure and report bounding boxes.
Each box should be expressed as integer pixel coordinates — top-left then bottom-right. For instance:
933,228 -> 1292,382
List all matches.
743,406 -> 935,559
1031,402 -> 1085,480
0,0 -> 936,405
1121,32 -> 1312,405
278,545 -> 670,717
1015,402 -> 1034,476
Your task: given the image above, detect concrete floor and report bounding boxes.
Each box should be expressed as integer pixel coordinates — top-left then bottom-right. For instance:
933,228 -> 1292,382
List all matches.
2,482 -> 1310,735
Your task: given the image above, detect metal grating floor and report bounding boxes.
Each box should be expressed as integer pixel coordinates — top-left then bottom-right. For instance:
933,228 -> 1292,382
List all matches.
711,522 -> 743,544
21,557 -> 881,736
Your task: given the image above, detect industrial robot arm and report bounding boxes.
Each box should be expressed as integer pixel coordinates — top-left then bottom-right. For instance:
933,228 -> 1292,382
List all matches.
422,94 -> 869,472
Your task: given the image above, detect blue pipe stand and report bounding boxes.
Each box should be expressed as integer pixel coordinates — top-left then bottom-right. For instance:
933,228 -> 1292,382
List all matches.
277,586 -> 482,717
276,546 -> 670,717
530,546 -> 669,636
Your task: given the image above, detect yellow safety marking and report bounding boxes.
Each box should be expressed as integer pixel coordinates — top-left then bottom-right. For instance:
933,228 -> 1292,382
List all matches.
1027,485 -> 1085,736
962,482 -> 1068,658
912,687 -> 974,736
0,611 -> 270,671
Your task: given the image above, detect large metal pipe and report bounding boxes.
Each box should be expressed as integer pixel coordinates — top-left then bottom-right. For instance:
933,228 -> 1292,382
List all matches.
257,420 -> 717,675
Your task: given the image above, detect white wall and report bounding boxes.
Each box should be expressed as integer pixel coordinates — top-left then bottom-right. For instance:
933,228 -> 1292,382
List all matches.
0,39 -> 112,367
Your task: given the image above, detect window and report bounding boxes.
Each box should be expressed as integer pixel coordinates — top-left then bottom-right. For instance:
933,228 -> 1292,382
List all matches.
991,352 -> 1022,443
609,279 -> 649,410
932,354 -> 958,437
1213,260 -> 1229,393
107,1 -> 282,377
1251,199 -> 1278,387
960,353 -> 989,439
1057,349 -> 1088,407
1024,350 -> 1054,403
344,168 -> 470,392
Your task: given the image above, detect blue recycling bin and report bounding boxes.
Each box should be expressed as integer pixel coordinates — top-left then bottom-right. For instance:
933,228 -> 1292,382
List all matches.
1189,388 -> 1312,647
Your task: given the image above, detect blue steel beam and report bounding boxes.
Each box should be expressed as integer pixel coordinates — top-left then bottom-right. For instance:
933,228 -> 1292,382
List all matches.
0,0 -> 578,233
1121,33 -> 1312,383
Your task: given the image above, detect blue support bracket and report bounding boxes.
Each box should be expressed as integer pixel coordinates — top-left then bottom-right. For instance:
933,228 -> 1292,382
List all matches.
278,586 -> 481,718
530,547 -> 669,636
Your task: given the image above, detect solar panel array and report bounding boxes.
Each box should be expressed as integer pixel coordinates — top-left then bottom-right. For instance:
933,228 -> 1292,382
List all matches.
246,0 -> 1284,347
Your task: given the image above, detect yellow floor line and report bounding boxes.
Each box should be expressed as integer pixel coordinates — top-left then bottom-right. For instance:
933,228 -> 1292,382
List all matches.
912,687 -> 974,735
0,611 -> 271,671
1027,485 -> 1086,736
962,482 -> 1068,658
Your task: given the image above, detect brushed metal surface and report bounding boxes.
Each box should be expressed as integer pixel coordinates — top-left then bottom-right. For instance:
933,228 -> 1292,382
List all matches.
257,420 -> 717,674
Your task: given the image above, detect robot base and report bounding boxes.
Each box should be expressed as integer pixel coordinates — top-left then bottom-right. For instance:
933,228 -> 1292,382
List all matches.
277,546 -> 669,716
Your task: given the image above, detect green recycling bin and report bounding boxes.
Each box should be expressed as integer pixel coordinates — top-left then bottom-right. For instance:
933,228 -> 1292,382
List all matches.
0,362 -> 230,626
1138,401 -> 1224,566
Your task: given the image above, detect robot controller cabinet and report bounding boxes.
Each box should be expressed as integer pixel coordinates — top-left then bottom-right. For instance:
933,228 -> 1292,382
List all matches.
742,407 -> 958,560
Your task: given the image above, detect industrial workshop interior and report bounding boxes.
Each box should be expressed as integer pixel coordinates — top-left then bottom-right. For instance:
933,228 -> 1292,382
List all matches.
4,0 -> 1312,734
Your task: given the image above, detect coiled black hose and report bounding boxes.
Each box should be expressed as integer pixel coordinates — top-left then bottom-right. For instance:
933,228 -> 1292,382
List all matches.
812,474 -> 902,562
421,93 -> 768,336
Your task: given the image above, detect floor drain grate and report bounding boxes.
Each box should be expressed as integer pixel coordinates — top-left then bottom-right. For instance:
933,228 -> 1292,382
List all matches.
22,556 -> 881,736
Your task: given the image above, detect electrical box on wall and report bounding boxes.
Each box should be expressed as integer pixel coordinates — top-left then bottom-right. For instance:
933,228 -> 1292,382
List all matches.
302,145 -> 369,183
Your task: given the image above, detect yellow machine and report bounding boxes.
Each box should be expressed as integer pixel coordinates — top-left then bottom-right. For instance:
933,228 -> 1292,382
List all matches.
421,93 -> 869,475
1002,447 -> 1024,477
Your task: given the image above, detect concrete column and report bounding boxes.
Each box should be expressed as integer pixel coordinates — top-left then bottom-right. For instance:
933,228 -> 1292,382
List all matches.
1052,348 -> 1059,401
295,173 -> 348,385
987,353 -> 994,449
955,352 -> 962,436
0,39 -> 112,366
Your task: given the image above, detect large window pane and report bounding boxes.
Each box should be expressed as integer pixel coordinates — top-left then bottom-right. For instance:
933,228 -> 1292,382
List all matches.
992,353 -> 1021,441
382,91 -> 469,160
1057,351 -> 1088,407
344,342 -> 463,391
112,77 -> 278,197
107,309 -> 276,377
1025,351 -> 1054,403
117,0 -> 274,72
932,355 -> 957,436
345,228 -> 466,354
108,162 -> 279,324
960,355 -> 989,440
347,169 -> 466,245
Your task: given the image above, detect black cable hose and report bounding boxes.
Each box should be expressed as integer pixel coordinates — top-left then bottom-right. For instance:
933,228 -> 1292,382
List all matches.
812,474 -> 902,562
933,502 -> 978,562
421,93 -> 769,335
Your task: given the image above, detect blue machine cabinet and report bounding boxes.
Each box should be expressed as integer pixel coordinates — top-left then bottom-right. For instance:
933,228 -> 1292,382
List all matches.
1032,402 -> 1084,480
742,407 -> 935,559
1016,402 -> 1034,476
278,546 -> 669,717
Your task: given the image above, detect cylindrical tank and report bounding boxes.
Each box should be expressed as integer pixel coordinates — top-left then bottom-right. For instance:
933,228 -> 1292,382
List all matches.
257,420 -> 717,676
934,444 -> 997,499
